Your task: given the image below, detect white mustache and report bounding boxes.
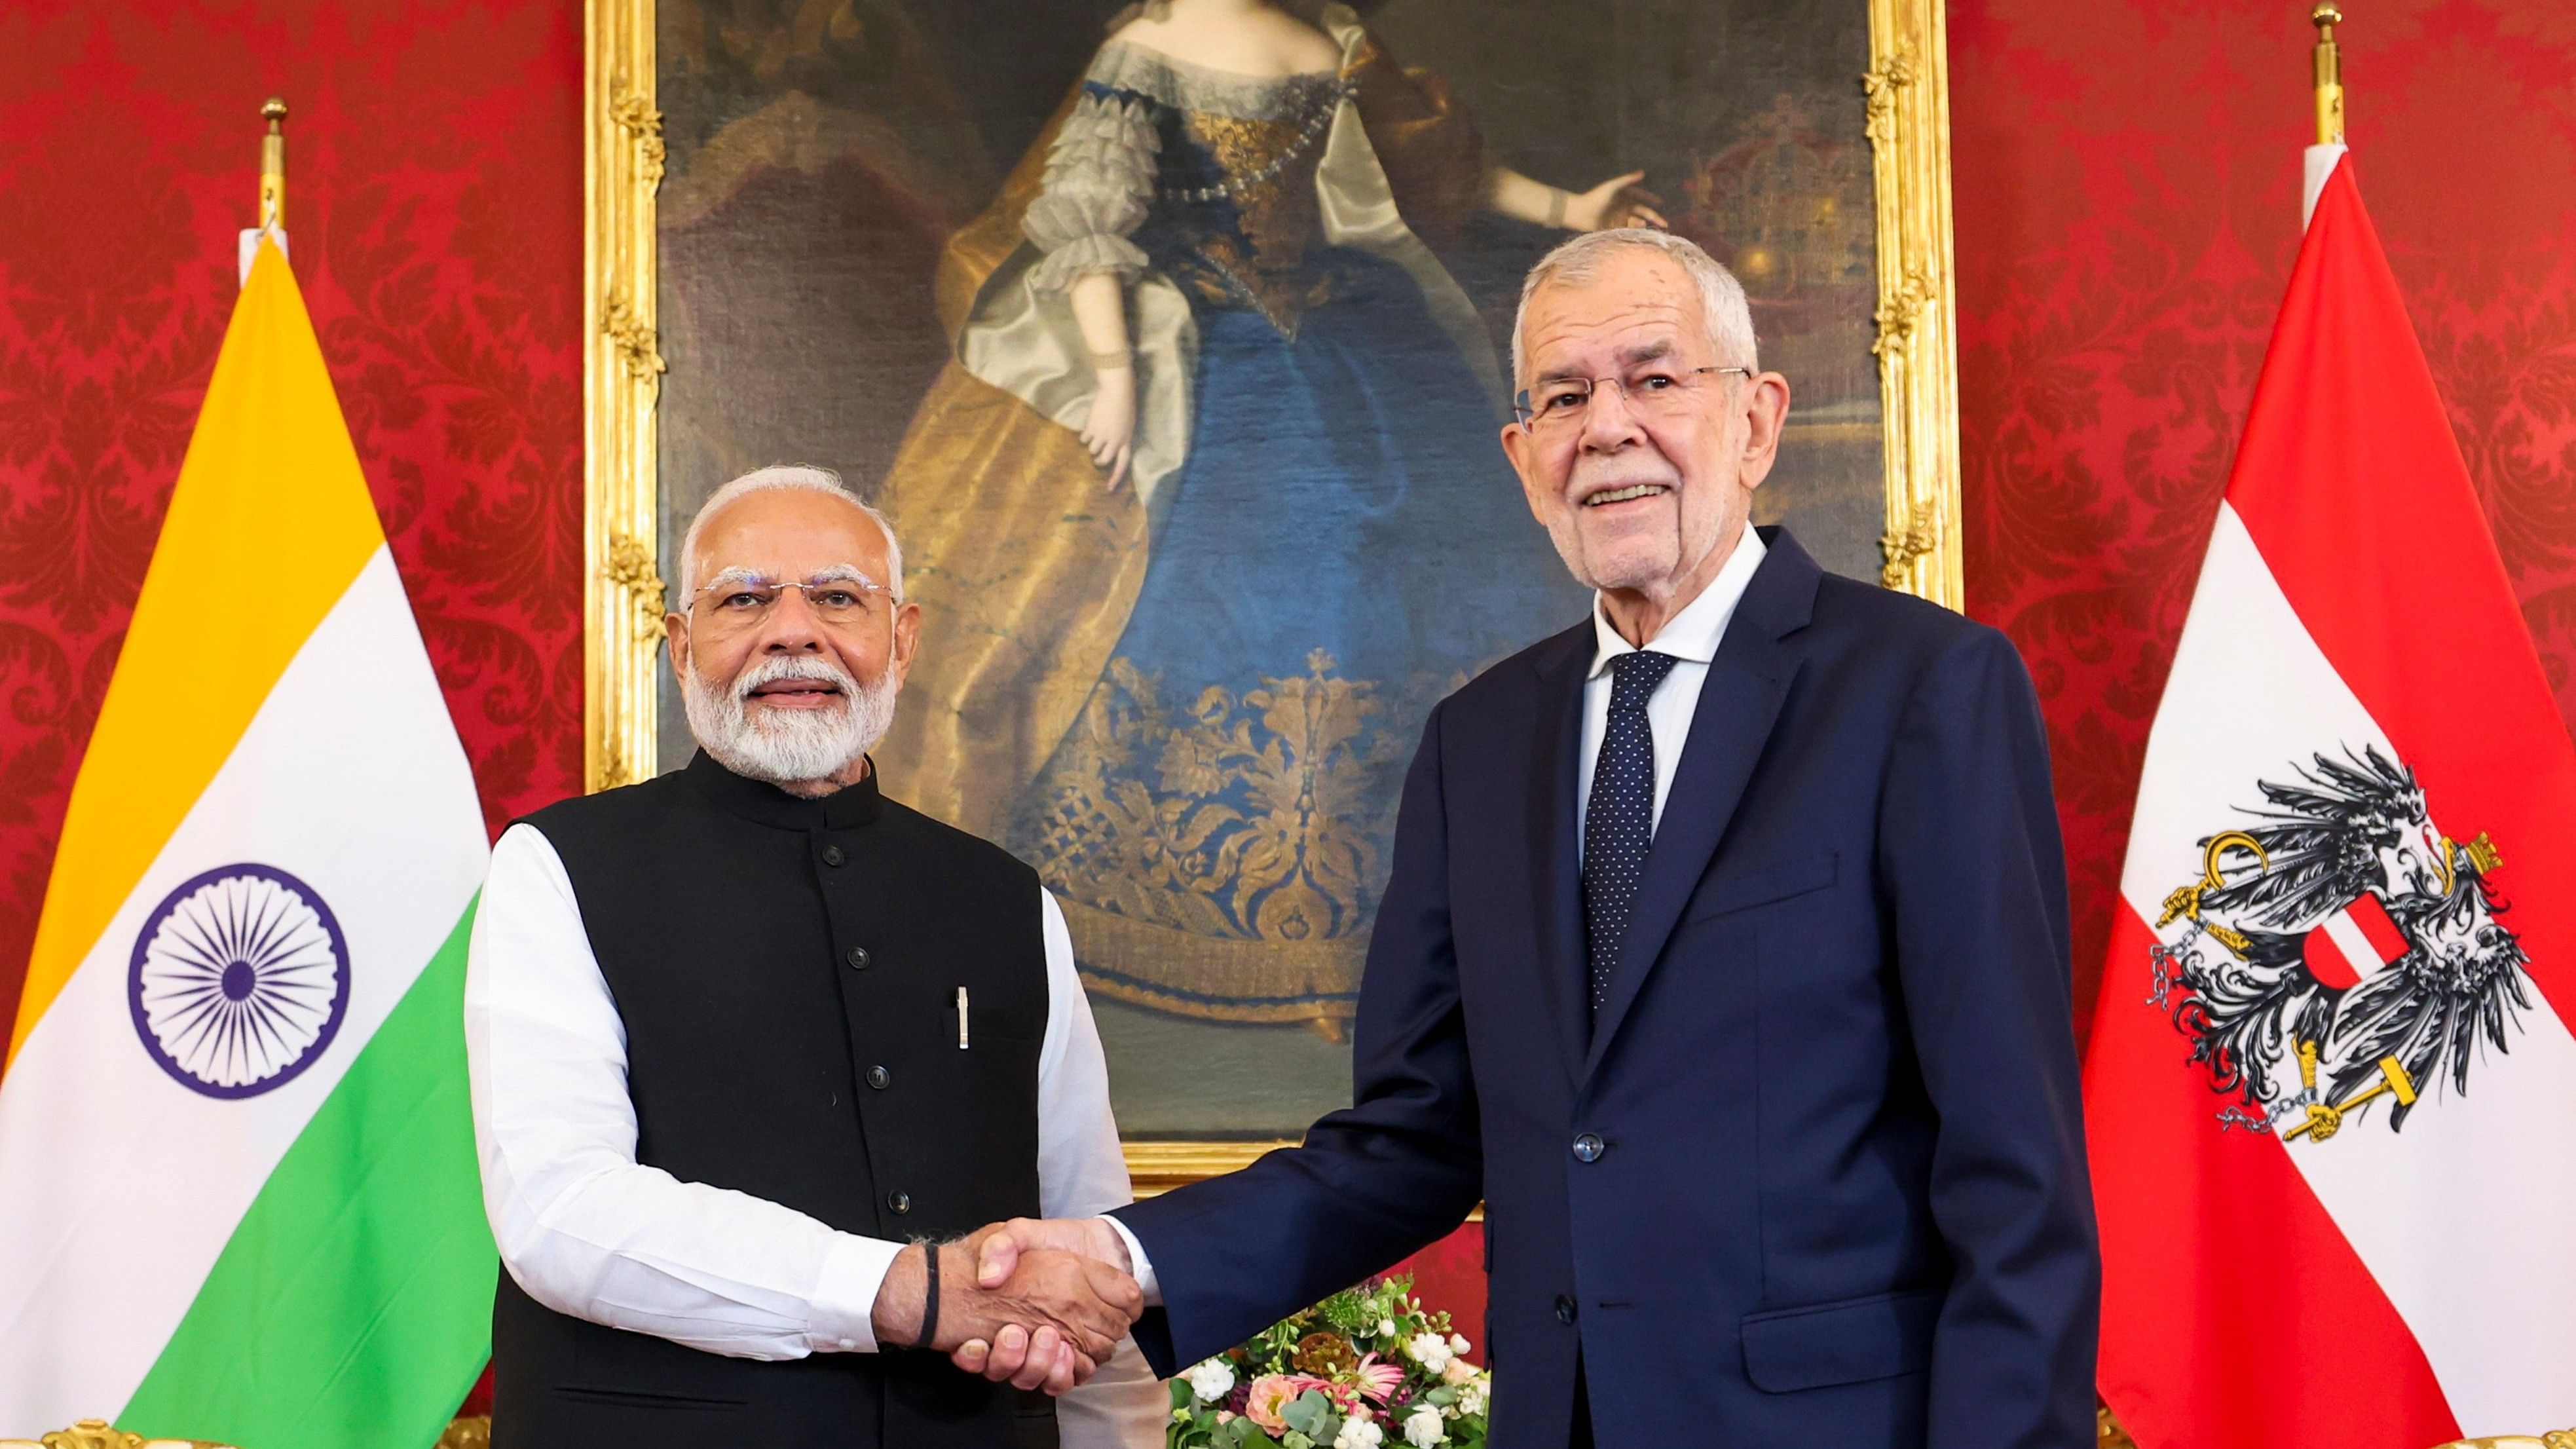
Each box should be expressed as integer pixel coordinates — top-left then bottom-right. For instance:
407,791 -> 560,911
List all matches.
734,654 -> 859,701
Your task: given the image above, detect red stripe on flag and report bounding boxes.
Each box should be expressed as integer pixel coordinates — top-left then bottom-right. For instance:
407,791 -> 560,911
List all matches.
2301,919 -> 2362,992
2090,905 -> 2457,1449
2347,891 -> 2408,968
2226,160 -> 2576,1021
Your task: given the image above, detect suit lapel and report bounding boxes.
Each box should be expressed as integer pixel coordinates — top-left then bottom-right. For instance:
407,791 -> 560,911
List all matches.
1522,623 -> 1594,1085
1582,531 -> 1821,1082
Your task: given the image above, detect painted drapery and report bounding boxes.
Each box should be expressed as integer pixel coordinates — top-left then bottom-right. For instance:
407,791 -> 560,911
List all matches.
874,9 -> 1584,1028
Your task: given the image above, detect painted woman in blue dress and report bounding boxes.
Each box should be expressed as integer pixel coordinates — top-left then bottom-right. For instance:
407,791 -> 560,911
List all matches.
876,0 -> 1662,1034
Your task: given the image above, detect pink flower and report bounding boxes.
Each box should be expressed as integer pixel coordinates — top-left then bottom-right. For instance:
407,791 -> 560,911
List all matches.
1244,1376 -> 1301,1433
1351,1353 -> 1405,1403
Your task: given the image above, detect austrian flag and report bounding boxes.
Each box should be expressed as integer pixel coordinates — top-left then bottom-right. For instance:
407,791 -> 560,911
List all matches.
2087,155 -> 2576,1447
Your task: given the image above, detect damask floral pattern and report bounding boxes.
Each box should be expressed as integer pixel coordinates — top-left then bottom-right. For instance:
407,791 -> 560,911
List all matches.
0,1 -> 582,1040
1952,0 -> 2576,1039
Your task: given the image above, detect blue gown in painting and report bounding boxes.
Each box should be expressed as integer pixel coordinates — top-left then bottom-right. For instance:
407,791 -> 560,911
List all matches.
877,16 -> 1585,1029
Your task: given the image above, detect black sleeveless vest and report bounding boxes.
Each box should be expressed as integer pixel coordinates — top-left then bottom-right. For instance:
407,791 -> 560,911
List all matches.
491,752 -> 1056,1449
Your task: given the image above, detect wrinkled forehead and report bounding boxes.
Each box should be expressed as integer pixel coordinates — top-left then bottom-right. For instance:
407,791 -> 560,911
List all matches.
1521,262 -> 1714,382
692,489 -> 888,582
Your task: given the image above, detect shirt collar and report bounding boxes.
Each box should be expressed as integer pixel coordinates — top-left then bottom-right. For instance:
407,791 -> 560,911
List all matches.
1587,525 -> 1769,679
682,747 -> 886,831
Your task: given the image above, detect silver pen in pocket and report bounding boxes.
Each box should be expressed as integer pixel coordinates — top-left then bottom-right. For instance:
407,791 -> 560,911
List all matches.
956,987 -> 969,1049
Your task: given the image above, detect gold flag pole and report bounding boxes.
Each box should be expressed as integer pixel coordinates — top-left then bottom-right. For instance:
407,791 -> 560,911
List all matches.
258,96 -> 287,231
2312,4 -> 2345,147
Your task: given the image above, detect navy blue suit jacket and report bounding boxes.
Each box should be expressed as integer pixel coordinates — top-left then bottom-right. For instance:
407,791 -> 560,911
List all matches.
1116,530 -> 2099,1448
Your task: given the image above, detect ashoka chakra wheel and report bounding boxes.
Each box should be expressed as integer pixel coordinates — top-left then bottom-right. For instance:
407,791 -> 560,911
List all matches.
128,863 -> 350,1099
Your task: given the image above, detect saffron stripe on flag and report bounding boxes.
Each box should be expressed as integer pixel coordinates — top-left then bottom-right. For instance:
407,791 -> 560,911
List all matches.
119,901 -> 495,1449
2091,904 -> 2457,1449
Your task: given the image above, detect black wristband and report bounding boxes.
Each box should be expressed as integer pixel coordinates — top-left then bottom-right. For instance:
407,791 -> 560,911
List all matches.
912,1241 -> 943,1351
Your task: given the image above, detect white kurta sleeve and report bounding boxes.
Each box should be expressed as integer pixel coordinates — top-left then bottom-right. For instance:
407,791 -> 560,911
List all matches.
464,823 -> 904,1359
1032,890 -> 1169,1448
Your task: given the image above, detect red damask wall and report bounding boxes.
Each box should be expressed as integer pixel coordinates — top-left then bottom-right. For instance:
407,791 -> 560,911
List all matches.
0,0 -> 584,1030
7,0 -> 2573,1405
1951,0 -> 2576,1038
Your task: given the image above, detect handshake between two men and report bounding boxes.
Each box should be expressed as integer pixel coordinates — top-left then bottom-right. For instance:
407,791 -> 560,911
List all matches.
868,1218 -> 1140,1395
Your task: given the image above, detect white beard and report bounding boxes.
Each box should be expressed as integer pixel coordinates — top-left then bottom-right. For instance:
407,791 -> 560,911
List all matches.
682,652 -> 897,788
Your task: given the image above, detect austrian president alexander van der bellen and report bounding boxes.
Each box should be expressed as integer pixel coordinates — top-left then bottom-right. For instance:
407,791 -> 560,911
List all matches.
961,227 -> 2101,1449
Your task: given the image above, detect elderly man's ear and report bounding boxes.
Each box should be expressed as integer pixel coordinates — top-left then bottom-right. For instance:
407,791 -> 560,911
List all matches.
664,611 -> 692,681
1736,371 -> 1793,487
886,599 -> 924,688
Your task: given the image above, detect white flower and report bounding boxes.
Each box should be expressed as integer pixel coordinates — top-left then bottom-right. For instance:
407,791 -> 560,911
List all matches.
1447,1333 -> 1471,1357
1407,1332 -> 1453,1374
1458,1382 -> 1487,1418
1378,1318 -> 1400,1339
1335,1415 -> 1387,1449
1184,1359 -> 1237,1403
1402,1406 -> 1448,1447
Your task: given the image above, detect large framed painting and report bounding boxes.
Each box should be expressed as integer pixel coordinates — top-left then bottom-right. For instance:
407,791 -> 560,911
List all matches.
585,0 -> 1959,1180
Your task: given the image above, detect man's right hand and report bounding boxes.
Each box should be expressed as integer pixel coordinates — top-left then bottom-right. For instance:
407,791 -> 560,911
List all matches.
948,1218 -> 1136,1385
871,1233 -> 1141,1394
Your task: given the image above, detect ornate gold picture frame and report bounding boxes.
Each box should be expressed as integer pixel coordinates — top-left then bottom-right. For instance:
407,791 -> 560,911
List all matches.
585,0 -> 1960,1184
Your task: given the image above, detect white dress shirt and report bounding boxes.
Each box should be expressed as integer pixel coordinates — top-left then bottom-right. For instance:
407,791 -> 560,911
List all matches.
464,823 -> 1163,1448
1577,526 -> 1768,853
1101,529 -> 1772,1313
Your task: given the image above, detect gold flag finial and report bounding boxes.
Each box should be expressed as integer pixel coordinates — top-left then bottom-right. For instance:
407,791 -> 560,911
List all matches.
2311,4 -> 2345,147
258,96 -> 288,231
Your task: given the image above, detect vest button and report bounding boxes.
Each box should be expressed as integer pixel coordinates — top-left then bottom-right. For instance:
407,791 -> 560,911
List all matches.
886,1190 -> 912,1215
1572,1133 -> 1605,1163
821,844 -> 847,867
1554,1294 -> 1577,1325
866,1064 -> 891,1089
846,946 -> 872,970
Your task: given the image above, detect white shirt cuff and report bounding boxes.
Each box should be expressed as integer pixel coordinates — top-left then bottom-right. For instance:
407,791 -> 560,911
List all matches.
810,1233 -> 907,1353
1098,1214 -> 1161,1308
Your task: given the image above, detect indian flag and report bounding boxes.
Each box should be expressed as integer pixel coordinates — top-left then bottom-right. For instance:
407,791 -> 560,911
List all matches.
0,237 -> 495,1444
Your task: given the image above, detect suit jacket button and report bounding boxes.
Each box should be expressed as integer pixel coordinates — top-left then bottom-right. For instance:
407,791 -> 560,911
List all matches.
887,1190 -> 912,1214
822,844 -> 847,867
1572,1133 -> 1605,1163
866,1064 -> 891,1089
1554,1294 -> 1577,1325
846,946 -> 872,969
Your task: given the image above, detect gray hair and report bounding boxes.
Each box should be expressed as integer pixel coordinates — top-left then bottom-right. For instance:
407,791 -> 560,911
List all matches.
1509,228 -> 1758,386
676,464 -> 905,604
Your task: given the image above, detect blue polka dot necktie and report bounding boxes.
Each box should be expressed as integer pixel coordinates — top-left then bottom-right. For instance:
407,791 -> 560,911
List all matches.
1582,649 -> 1679,1016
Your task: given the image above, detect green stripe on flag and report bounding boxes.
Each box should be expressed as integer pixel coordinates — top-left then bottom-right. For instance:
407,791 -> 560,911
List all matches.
121,897 -> 495,1448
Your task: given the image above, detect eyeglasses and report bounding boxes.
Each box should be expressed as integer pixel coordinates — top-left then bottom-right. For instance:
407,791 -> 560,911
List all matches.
1513,365 -> 1751,431
684,569 -> 897,630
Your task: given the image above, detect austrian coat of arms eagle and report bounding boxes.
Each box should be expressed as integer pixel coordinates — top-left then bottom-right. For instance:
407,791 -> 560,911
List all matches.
2146,746 -> 2536,1142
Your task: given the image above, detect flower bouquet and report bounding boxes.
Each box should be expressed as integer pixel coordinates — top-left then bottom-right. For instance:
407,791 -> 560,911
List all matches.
1167,1275 -> 1490,1449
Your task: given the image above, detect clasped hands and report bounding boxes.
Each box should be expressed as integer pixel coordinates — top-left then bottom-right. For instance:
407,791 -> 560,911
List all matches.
868,1218 -> 1140,1394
